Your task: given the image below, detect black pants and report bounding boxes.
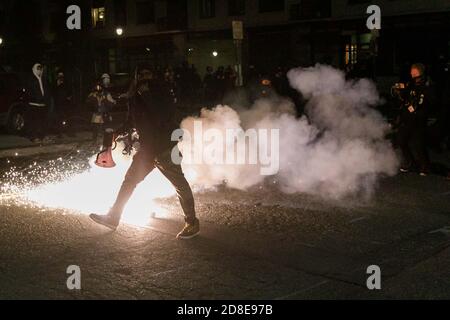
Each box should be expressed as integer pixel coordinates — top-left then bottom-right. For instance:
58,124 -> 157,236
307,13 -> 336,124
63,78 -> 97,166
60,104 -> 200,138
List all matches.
27,106 -> 48,140
110,146 -> 196,224
397,117 -> 429,171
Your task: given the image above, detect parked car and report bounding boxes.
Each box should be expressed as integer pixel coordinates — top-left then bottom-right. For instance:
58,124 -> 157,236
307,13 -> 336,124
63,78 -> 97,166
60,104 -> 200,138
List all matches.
0,72 -> 28,135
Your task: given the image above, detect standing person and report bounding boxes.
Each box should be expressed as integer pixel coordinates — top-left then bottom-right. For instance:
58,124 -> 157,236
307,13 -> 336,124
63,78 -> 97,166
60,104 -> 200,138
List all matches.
89,65 -> 200,239
203,66 -> 215,107
101,73 -> 112,89
224,65 -> 237,95
53,71 -> 74,137
395,63 -> 432,176
190,64 -> 202,107
214,66 -> 226,104
164,67 -> 180,106
86,81 -> 116,141
25,63 -> 51,143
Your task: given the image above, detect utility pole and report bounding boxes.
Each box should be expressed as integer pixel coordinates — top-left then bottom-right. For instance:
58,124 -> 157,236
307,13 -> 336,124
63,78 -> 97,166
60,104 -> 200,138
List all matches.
370,29 -> 379,80
232,20 -> 244,87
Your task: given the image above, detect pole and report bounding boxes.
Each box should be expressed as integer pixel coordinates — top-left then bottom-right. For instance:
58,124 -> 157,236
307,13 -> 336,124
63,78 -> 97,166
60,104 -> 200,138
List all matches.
235,39 -> 243,87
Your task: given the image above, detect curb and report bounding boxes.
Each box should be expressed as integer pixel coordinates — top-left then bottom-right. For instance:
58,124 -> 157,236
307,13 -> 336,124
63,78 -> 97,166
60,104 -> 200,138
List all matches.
0,139 -> 92,159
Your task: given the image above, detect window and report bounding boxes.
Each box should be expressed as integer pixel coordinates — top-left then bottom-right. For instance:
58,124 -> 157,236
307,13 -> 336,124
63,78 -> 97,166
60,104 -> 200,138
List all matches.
345,44 -> 358,65
114,0 -> 127,26
259,0 -> 284,13
228,0 -> 245,16
293,0 -> 331,19
92,0 -> 106,28
136,1 -> 155,25
348,0 -> 370,5
199,0 -> 215,19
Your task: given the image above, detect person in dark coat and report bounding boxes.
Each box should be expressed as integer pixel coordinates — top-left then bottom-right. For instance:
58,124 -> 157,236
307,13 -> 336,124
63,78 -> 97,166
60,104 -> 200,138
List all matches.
203,66 -> 215,106
25,63 -> 51,142
89,65 -> 199,240
53,71 -> 74,137
396,63 -> 432,176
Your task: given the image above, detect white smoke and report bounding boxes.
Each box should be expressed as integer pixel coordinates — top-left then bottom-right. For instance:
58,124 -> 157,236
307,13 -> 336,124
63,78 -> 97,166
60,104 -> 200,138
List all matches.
179,64 -> 399,199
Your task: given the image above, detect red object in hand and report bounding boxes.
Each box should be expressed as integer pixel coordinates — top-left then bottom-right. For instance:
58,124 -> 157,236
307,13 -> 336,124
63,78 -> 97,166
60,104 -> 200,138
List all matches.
95,128 -> 117,168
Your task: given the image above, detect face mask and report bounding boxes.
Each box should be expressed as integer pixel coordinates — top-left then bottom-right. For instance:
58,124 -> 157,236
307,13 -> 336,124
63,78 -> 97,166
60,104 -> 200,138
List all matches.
33,64 -> 43,78
137,79 -> 149,88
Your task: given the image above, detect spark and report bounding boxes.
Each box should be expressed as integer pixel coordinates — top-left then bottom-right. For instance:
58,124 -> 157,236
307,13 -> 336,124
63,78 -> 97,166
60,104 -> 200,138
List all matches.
0,145 -> 180,228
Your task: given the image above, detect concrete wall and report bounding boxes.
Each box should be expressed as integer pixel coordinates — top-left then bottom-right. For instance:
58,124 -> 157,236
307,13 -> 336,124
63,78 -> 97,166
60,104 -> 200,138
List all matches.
188,0 -> 302,32
92,0 -> 167,39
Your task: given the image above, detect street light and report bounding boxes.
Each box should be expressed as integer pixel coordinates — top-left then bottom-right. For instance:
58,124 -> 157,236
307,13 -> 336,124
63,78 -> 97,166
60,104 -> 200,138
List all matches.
212,50 -> 218,57
0,38 -> 3,46
115,28 -> 124,74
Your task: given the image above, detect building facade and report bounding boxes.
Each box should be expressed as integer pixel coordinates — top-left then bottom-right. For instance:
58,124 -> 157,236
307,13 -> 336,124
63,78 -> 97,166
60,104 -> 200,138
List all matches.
1,0 -> 450,82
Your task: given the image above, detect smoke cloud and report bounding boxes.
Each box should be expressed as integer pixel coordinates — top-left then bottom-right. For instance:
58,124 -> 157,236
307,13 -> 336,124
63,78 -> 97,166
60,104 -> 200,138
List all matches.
179,64 -> 399,198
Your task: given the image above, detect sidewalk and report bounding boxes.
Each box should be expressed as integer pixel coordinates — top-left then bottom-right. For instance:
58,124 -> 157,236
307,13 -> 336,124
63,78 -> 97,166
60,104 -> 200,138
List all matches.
0,132 -> 93,159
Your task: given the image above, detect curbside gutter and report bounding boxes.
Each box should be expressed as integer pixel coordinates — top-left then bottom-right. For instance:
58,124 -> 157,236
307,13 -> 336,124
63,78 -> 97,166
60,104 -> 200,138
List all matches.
0,133 -> 93,159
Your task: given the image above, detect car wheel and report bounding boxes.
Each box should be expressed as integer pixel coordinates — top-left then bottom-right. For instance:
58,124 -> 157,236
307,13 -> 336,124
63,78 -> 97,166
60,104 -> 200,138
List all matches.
7,109 -> 26,135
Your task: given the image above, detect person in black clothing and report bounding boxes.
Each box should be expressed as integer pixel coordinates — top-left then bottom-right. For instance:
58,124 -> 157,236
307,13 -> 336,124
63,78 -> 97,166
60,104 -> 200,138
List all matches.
53,71 -> 74,137
395,63 -> 432,176
214,66 -> 226,104
26,63 -> 51,142
203,66 -> 215,106
89,65 -> 199,240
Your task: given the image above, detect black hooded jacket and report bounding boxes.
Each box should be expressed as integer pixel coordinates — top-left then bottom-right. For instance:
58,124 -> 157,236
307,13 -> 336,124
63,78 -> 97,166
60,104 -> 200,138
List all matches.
130,79 -> 179,155
399,77 -> 432,124
26,74 -> 51,106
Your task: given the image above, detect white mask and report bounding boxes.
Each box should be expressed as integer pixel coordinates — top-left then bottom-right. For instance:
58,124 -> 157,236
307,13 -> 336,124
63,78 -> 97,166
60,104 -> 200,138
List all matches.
32,64 -> 43,78
101,74 -> 111,87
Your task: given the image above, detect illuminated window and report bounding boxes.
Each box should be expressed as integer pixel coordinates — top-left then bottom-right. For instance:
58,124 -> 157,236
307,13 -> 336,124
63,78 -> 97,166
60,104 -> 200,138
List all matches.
92,2 -> 106,29
345,44 -> 358,65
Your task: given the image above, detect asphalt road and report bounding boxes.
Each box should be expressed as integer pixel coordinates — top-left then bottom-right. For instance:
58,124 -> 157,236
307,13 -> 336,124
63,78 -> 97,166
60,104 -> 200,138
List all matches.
1,145 -> 450,299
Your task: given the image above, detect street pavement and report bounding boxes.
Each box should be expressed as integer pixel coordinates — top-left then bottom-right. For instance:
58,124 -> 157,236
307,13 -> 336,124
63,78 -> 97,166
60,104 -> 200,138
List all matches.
0,132 -> 92,159
0,139 -> 450,299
